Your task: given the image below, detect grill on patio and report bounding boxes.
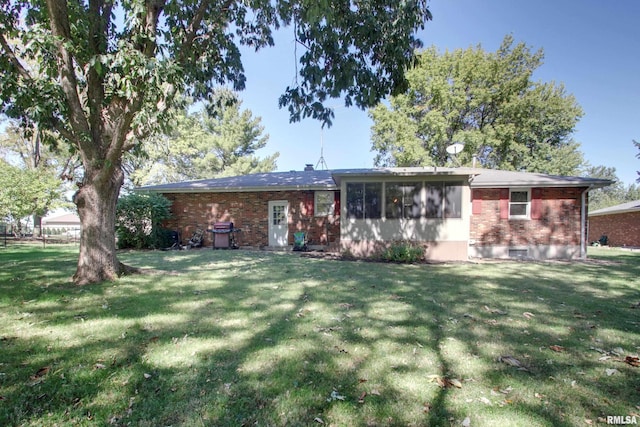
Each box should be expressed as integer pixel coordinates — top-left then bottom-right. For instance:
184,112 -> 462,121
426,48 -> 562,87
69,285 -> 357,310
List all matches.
209,222 -> 236,249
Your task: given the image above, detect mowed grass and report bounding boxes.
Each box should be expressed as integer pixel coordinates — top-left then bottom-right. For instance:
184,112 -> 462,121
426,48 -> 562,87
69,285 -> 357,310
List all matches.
0,245 -> 638,427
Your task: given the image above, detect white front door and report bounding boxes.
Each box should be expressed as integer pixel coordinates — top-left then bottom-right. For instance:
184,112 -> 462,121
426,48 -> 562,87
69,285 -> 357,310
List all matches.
268,200 -> 289,247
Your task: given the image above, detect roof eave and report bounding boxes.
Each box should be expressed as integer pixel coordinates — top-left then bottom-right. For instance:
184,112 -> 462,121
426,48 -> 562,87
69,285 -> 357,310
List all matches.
331,169 -> 471,185
589,207 -> 640,217
469,180 -> 612,189
136,184 -> 339,194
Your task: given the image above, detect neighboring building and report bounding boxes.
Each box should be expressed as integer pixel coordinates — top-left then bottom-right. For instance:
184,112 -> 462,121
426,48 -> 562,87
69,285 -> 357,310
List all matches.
137,166 -> 611,261
42,211 -> 81,232
588,200 -> 640,247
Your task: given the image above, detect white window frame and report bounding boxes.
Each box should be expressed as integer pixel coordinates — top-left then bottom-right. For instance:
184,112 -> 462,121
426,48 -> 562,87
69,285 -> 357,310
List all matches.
509,188 -> 530,219
314,191 -> 335,217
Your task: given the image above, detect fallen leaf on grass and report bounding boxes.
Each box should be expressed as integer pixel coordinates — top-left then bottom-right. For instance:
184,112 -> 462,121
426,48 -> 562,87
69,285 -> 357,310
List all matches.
611,347 -> 625,356
31,366 -> 50,379
314,417 -> 324,424
370,389 -> 381,396
478,396 -> 492,405
422,402 -> 432,413
484,305 -> 507,315
498,355 -> 529,371
549,345 -> 565,352
462,416 -> 471,427
624,356 -> 640,367
358,392 -> 367,403
428,375 -> 462,388
498,399 -> 513,407
28,366 -> 50,386
523,312 -> 535,319
605,369 -> 620,376
327,390 -> 346,401
498,386 -> 513,394
447,378 -> 463,388
428,375 -> 446,388
94,363 -> 107,370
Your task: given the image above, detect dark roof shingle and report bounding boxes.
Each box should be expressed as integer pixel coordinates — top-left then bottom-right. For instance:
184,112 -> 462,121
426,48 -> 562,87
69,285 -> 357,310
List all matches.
589,200 -> 640,216
136,167 -> 612,193
137,170 -> 337,193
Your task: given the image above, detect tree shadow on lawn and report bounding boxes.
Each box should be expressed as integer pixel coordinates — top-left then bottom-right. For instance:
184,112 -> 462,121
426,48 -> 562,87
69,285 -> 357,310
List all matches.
1,249 -> 638,426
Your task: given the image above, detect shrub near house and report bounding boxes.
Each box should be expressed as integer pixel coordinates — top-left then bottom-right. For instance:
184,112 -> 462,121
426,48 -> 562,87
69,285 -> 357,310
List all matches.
115,193 -> 172,249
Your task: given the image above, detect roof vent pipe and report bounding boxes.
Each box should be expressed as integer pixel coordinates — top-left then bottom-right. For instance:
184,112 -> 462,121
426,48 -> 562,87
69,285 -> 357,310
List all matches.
304,164 -> 314,171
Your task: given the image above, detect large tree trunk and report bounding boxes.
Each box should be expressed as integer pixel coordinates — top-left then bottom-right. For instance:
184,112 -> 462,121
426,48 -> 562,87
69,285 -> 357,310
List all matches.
72,165 -> 124,285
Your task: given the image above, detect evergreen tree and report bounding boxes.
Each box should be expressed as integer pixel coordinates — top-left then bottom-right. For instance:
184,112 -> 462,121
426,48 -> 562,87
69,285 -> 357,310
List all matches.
126,93 -> 278,187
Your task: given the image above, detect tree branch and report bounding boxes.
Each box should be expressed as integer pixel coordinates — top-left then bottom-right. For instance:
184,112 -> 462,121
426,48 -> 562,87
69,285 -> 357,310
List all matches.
104,1 -> 164,171
86,0 -> 112,143
182,0 -> 212,49
45,0 -> 93,160
0,33 -> 34,83
50,117 -> 76,143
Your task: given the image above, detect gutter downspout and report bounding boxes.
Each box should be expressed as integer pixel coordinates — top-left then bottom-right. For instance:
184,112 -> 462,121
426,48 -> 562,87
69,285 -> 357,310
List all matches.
580,185 -> 593,259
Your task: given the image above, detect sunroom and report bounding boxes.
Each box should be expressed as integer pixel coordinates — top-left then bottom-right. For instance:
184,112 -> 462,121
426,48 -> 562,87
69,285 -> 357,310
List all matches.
332,168 -> 471,261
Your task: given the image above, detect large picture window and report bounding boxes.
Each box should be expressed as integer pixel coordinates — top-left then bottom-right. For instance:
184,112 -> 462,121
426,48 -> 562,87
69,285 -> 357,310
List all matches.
346,183 -> 382,219
346,180 -> 463,220
386,182 -> 422,219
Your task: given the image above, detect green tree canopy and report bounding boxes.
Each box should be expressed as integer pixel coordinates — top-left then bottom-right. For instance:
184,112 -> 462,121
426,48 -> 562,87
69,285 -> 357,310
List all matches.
126,92 -> 278,187
583,164 -> 640,211
0,158 -> 61,231
0,0 -> 432,284
0,122 -> 78,234
369,35 -> 585,175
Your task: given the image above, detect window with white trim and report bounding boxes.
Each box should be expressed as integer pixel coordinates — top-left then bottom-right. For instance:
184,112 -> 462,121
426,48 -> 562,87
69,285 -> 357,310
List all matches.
509,189 -> 530,219
314,191 -> 334,217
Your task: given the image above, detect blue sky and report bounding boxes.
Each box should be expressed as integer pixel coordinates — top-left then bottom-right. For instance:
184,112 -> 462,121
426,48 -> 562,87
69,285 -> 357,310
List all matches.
239,0 -> 640,186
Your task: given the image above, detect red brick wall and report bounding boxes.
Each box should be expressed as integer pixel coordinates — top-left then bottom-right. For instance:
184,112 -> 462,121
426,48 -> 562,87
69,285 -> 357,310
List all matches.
470,187 -> 585,247
589,212 -> 640,247
161,191 -> 340,248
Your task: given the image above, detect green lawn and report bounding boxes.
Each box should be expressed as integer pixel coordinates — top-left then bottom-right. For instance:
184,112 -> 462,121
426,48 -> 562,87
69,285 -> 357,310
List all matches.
0,245 -> 638,426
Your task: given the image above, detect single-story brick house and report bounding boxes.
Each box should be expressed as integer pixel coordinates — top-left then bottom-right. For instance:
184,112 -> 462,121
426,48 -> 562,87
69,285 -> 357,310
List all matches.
588,200 -> 640,247
137,166 -> 611,260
